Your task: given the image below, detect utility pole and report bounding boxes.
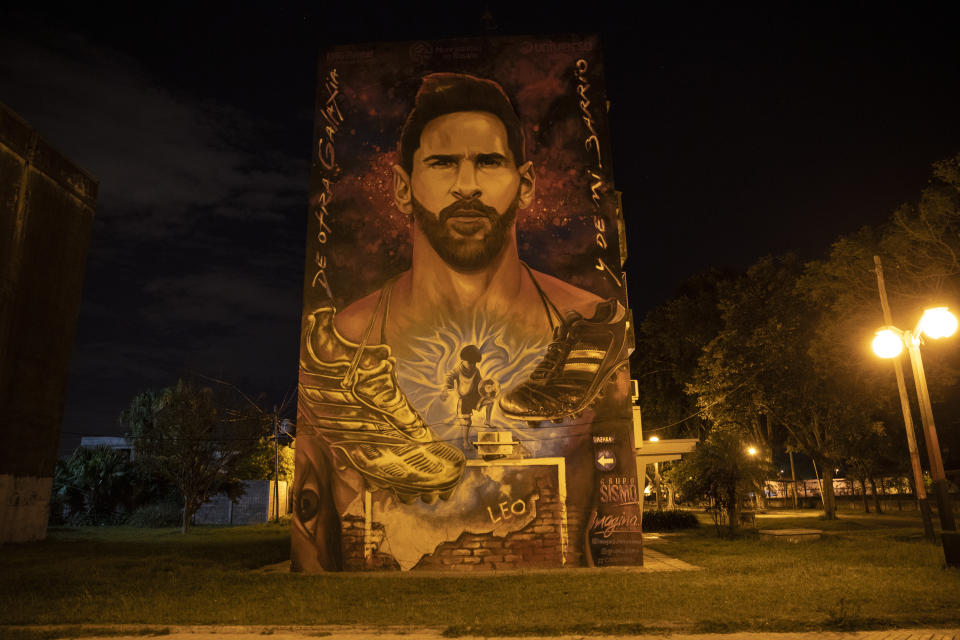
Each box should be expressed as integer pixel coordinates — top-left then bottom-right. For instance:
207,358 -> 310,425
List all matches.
874,256 -> 936,540
788,450 -> 799,509
273,405 -> 280,523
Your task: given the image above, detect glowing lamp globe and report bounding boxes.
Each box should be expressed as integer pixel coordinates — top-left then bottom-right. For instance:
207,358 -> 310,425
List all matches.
918,307 -> 958,339
747,446 -> 758,456
872,329 -> 903,359
649,435 -> 659,442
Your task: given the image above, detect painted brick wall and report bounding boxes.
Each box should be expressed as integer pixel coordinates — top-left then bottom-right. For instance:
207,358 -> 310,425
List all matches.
339,474 -> 583,571
341,514 -> 399,570
412,476 -> 575,570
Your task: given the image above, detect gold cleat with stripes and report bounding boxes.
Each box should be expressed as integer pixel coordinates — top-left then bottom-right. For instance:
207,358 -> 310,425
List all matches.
498,299 -> 629,422
299,308 -> 465,502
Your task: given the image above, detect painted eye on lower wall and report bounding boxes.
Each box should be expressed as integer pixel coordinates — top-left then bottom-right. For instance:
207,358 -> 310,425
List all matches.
296,488 -> 321,523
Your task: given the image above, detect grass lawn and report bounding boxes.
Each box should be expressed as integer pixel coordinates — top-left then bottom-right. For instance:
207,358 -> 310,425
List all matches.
1,511 -> 958,636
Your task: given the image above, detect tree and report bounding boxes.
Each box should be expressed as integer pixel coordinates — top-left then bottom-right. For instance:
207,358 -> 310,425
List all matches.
841,419 -> 898,513
50,445 -> 142,525
637,154 -> 960,525
667,424 -> 768,535
633,268 -> 733,439
239,435 -> 295,483
800,161 -> 960,515
881,153 -> 960,303
690,255 -> 869,519
121,380 -> 268,533
633,270 -> 733,508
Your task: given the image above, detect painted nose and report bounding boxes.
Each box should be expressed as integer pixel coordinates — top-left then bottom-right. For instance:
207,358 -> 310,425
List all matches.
452,162 -> 481,199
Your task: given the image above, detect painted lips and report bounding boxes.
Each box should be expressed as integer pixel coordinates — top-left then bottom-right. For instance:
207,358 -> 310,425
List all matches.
445,210 -> 492,236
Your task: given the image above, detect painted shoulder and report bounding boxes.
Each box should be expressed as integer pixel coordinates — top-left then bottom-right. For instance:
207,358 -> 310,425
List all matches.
333,289 -> 381,343
528,268 -> 604,317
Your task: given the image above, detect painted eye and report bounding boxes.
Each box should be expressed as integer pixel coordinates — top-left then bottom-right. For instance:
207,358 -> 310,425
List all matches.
296,488 -> 320,522
477,156 -> 503,168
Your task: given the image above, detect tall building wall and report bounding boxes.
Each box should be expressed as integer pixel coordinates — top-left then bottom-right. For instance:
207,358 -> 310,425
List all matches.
292,35 -> 642,572
0,102 -> 97,543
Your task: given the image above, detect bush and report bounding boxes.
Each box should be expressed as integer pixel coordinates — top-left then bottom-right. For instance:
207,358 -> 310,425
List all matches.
642,509 -> 700,531
51,446 -> 138,526
126,501 -> 182,528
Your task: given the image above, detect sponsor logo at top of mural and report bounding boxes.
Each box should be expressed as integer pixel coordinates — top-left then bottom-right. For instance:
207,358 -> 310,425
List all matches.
518,39 -> 595,55
409,41 -> 482,63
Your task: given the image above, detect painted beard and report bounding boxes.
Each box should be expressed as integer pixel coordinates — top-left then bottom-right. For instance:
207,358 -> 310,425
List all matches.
411,194 -> 519,271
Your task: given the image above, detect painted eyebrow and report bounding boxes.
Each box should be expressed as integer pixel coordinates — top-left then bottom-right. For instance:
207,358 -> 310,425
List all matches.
422,154 -> 460,164
421,152 -> 509,164
476,153 -> 507,163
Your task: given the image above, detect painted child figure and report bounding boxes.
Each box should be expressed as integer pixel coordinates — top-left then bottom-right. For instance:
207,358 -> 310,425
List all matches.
441,344 -> 491,447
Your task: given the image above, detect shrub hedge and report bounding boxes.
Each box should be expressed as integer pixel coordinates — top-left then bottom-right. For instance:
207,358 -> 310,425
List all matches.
642,509 -> 700,531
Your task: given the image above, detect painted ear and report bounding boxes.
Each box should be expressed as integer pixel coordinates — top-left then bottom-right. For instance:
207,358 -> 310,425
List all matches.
393,164 -> 413,214
517,161 -> 536,209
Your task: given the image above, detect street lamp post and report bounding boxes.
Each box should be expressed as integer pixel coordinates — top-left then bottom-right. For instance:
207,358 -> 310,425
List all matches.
904,326 -> 956,533
873,308 -> 957,533
746,445 -> 759,512
649,436 -> 662,510
873,257 -> 936,540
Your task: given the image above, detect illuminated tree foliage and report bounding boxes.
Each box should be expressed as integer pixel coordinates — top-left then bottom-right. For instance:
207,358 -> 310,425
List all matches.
636,155 -> 960,524
688,255 -> 855,519
633,269 -> 732,439
239,435 -> 295,484
121,380 -> 268,533
882,153 -> 960,301
666,425 -> 769,535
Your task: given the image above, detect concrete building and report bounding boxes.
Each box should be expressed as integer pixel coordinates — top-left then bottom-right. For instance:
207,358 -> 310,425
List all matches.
0,102 -> 97,543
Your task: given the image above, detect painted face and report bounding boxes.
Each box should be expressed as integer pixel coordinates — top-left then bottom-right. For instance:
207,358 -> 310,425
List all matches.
412,111 -> 522,216
410,111 -> 523,270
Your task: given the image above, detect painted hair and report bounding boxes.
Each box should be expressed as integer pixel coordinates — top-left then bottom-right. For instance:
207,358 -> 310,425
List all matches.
459,344 -> 482,363
399,73 -> 525,173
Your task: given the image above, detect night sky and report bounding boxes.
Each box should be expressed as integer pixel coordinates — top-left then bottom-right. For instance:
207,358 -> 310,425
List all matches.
1,3 -> 958,454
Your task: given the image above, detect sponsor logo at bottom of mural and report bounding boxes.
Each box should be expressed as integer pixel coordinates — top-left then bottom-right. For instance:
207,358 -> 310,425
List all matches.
588,507 -> 643,566
599,476 -> 639,505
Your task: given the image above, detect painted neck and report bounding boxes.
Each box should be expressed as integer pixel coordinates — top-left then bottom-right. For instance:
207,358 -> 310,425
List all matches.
409,223 -> 523,312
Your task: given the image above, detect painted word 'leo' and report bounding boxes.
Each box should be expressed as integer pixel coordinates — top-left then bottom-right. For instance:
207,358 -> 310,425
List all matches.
487,498 -> 526,524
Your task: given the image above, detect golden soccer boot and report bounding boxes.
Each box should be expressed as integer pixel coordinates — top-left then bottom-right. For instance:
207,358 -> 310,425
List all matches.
498,299 -> 630,423
299,308 -> 464,503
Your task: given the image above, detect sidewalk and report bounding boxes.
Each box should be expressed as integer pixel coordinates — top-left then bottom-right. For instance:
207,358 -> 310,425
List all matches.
8,624 -> 959,639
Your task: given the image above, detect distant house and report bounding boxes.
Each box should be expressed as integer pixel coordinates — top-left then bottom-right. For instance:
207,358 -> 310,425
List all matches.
79,436 -> 135,460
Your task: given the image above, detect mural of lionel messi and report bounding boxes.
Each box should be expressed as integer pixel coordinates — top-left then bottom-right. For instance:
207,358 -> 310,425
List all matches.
293,52 -> 636,572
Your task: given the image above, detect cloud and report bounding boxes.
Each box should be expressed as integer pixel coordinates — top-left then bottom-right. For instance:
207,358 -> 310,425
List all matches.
0,27 -> 310,437
0,33 -> 307,232
142,268 -> 299,328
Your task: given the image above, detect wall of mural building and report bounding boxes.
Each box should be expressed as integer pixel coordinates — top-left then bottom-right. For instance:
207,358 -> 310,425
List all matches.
293,34 -> 640,571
